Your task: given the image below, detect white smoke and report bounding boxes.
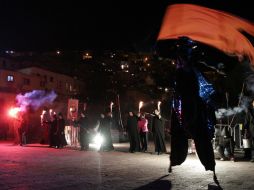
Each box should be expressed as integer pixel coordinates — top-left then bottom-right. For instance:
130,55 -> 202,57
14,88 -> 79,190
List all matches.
215,73 -> 254,119
215,107 -> 245,119
16,90 -> 57,112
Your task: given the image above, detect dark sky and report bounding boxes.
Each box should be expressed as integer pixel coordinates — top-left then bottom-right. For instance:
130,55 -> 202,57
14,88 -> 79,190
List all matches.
0,0 -> 253,51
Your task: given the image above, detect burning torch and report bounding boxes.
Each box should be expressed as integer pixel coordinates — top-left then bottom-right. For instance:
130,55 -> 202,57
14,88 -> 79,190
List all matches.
110,102 -> 114,113
139,101 -> 143,113
157,101 -> 161,112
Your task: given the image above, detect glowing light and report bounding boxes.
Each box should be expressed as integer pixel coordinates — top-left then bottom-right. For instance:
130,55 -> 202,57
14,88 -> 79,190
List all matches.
194,70 -> 215,102
92,133 -> 104,150
83,52 -> 92,59
8,107 -> 21,118
139,101 -> 143,112
70,107 -> 76,112
110,102 -> 114,113
157,101 -> 162,112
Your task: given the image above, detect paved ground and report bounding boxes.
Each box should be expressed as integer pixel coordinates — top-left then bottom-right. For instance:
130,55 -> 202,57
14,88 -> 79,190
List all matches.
0,141 -> 254,190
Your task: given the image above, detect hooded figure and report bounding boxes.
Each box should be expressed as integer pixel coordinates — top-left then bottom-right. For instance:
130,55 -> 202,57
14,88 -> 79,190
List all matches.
99,108 -> 114,151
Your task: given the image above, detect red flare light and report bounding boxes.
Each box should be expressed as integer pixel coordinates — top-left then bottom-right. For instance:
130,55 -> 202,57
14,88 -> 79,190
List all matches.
8,107 -> 21,118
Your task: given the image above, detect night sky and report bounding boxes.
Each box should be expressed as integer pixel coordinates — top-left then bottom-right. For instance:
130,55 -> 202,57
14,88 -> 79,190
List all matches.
0,0 -> 253,51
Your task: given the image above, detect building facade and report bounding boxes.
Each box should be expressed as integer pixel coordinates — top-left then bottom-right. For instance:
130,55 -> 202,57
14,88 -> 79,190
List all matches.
0,65 -> 84,141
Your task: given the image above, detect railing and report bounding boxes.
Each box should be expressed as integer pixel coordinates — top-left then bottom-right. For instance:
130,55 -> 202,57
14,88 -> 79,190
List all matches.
214,123 -> 243,149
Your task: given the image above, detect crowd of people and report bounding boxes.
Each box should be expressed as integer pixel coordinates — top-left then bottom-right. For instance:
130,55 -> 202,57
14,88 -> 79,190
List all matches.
36,106 -> 168,155
40,109 -> 67,149
10,100 -> 254,163
126,109 -> 167,154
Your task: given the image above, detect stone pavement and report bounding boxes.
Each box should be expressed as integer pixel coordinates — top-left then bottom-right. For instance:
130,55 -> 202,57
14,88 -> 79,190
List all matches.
0,141 -> 253,190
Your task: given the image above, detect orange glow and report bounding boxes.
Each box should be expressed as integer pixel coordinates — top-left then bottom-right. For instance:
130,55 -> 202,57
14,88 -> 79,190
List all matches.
157,4 -> 254,65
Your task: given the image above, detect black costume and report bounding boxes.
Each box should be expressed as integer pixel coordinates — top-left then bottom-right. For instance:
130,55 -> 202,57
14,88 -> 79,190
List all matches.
152,115 -> 166,154
49,115 -> 57,147
78,115 -> 90,150
126,113 -> 140,152
215,125 -> 234,161
56,116 -> 67,148
99,114 -> 114,151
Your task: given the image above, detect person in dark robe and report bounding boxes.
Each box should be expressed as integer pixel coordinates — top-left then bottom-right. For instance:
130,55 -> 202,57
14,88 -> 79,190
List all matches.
215,125 -> 235,161
152,109 -> 166,155
56,112 -> 67,148
99,110 -> 114,151
166,38 -> 217,183
126,111 -> 140,153
49,113 -> 57,148
77,111 -> 90,151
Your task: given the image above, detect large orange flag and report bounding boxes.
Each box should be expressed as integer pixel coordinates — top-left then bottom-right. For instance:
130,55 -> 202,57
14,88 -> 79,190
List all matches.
157,4 -> 254,65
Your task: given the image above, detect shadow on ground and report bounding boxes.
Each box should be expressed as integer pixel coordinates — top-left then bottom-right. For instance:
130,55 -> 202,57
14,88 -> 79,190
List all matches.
133,175 -> 171,190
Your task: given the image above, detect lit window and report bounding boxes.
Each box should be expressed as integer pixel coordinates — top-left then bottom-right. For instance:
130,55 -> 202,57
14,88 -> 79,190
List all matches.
7,75 -> 14,82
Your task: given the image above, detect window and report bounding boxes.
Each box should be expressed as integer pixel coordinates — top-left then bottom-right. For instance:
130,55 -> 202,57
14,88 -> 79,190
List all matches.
57,81 -> 62,89
40,81 -> 46,87
66,83 -> 69,91
2,60 -> 6,68
7,75 -> 14,82
50,76 -> 54,82
23,78 -> 30,85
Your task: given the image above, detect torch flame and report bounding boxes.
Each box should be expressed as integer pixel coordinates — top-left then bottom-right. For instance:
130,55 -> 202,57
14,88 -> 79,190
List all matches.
158,101 -> 161,111
110,102 -> 114,112
139,101 -> 143,112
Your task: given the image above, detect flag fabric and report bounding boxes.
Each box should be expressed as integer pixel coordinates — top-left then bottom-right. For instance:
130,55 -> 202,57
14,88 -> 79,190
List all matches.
157,4 -> 254,65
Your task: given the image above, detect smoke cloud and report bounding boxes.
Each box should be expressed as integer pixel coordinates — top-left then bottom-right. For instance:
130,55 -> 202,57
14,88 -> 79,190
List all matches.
215,72 -> 254,119
16,90 -> 57,112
